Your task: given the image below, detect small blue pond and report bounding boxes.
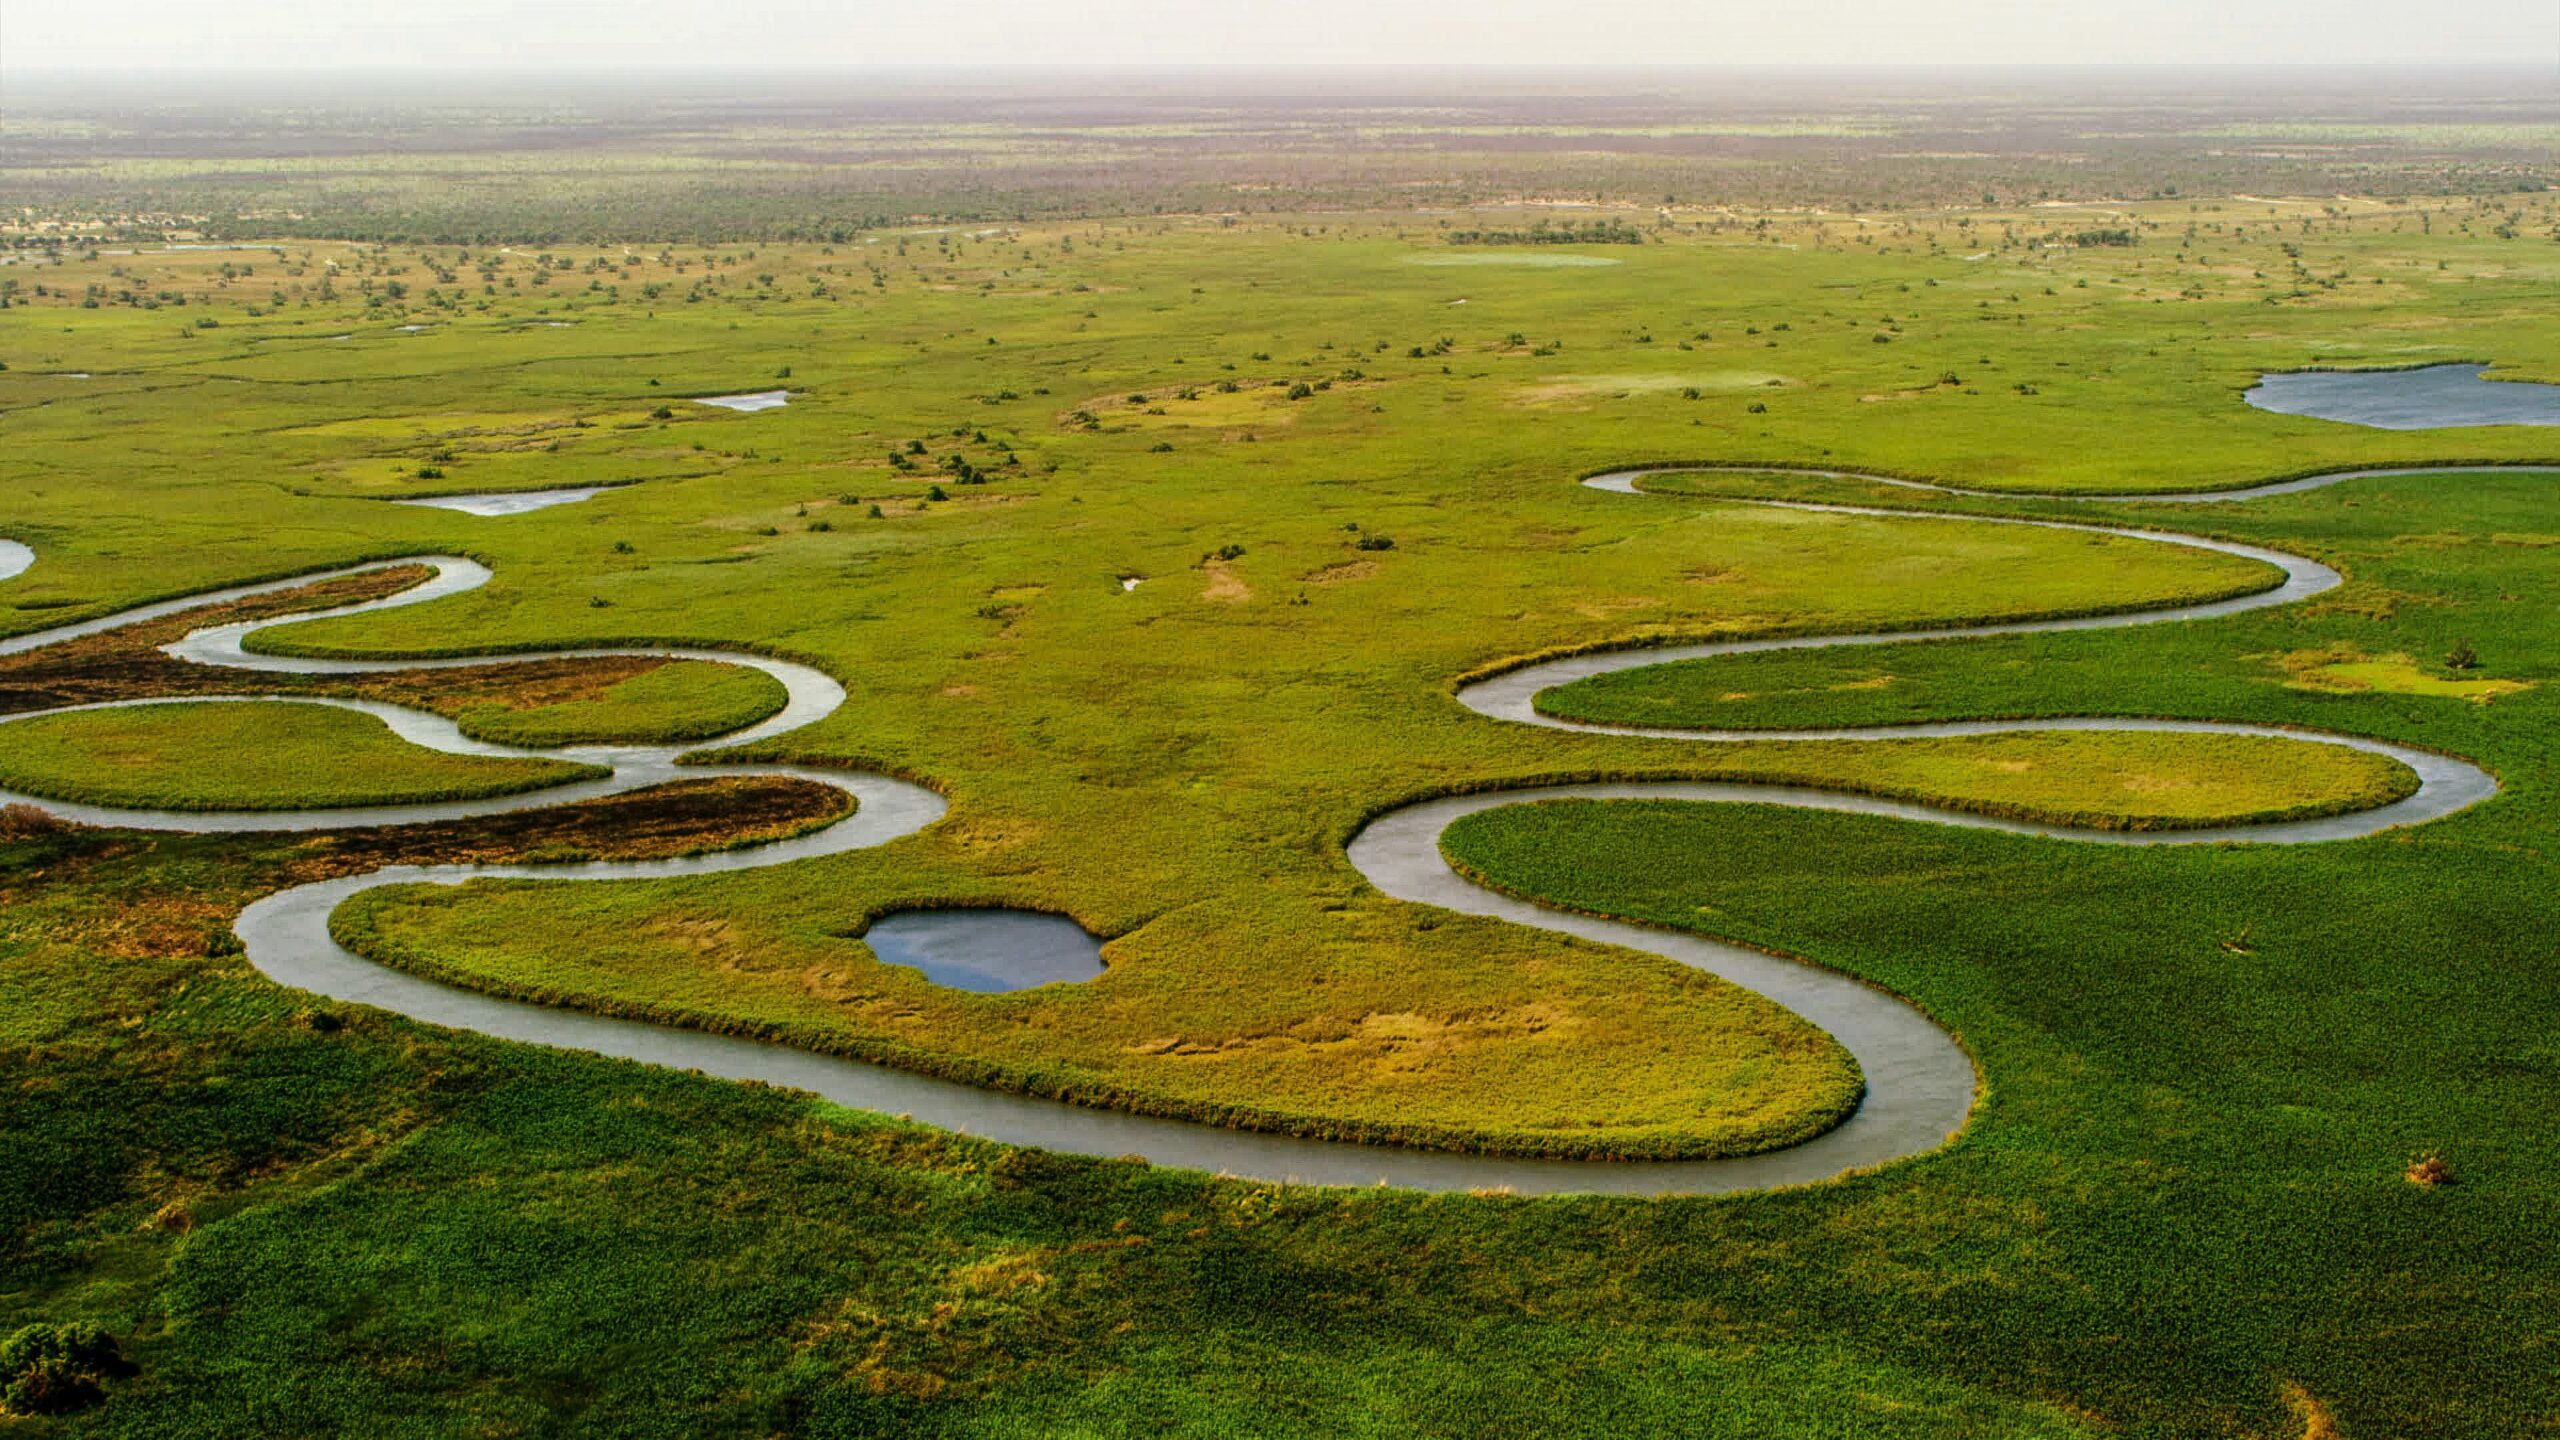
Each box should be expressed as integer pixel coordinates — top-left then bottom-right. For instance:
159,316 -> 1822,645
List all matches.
2245,363 -> 2560,429
863,908 -> 1106,992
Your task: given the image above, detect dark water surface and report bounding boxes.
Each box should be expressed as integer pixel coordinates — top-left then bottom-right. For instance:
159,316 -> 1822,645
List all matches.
864,908 -> 1107,992
2245,363 -> 2560,429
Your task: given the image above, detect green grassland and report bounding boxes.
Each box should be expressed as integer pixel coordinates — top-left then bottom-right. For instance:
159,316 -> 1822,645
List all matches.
1,191 -> 2556,1434
0,861 -> 2104,1439
415,657 -> 787,747
313,725 -> 2412,1162
1437,794 -> 2559,1439
0,702 -> 603,811
1546,464 -> 2556,735
329,868 -> 1869,1160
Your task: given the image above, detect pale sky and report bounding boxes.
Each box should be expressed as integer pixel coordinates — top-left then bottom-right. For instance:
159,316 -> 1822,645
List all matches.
2,0 -> 2556,72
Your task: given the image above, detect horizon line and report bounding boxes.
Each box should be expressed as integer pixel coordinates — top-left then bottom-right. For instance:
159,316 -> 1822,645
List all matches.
8,59 -> 2551,72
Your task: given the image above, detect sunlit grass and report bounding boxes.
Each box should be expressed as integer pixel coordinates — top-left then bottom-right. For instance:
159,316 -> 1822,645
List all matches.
0,702 -> 601,810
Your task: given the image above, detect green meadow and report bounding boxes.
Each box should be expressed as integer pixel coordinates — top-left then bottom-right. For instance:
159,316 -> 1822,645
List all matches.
0,702 -> 602,811
2,192 -> 2556,1435
401,656 -> 787,747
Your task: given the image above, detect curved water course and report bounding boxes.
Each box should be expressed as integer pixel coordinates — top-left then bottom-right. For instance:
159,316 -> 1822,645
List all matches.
0,465 -> 2511,1194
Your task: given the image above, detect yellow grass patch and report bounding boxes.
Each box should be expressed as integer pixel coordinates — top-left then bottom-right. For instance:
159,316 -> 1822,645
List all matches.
937,814 -> 1047,855
2272,646 -> 2533,704
2281,1382 -> 2342,1440
2296,582 -> 2444,622
1066,378 -> 1376,431
1570,594 -> 1661,619
1710,729 -> 2419,831
1199,561 -> 1252,603
1303,559 -> 1379,585
1510,371 -> 1791,407
289,409 -> 583,440
1139,1002 -> 1584,1084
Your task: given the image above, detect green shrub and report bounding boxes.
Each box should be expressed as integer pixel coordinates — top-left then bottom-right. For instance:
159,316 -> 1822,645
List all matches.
1,1322 -> 131,1416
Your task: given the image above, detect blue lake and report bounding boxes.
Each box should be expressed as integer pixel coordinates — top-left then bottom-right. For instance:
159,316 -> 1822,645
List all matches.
2246,364 -> 2560,429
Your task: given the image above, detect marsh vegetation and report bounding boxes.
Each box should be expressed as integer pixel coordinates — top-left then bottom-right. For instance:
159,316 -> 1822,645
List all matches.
0,701 -> 602,811
0,80 -> 2554,1435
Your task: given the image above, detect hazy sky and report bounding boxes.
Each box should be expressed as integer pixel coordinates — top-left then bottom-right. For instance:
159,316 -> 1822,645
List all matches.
4,0 -> 2556,71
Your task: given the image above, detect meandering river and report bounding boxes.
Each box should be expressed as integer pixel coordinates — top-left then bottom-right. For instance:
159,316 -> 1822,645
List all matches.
0,463 -> 2518,1193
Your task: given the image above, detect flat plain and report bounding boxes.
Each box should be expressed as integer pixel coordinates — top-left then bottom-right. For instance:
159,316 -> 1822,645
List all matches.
3,82 -> 2557,1437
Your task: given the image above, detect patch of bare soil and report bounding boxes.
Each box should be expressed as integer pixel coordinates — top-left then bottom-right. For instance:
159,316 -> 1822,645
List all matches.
1199,561 -> 1252,604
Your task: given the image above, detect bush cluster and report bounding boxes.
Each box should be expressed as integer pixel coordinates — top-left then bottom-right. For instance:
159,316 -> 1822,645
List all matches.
2,1323 -> 131,1416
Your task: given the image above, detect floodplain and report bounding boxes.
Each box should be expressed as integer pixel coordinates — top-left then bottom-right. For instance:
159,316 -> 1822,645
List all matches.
1,75 -> 2556,1438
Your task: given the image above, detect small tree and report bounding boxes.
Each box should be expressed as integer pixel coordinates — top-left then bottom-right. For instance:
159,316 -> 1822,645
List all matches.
2445,638 -> 2480,671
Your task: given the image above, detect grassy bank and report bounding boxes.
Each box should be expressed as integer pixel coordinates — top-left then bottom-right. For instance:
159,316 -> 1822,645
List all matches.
388,657 -> 788,747
0,702 -> 602,811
